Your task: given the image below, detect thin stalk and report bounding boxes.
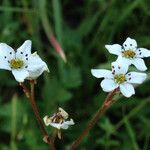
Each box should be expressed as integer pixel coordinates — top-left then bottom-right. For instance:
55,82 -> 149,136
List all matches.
70,88 -> 119,150
38,0 -> 66,62
20,82 -> 55,150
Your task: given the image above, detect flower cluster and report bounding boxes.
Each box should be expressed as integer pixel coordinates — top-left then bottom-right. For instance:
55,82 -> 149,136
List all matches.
43,107 -> 74,139
0,40 -> 49,82
91,37 -> 149,97
0,40 -> 75,139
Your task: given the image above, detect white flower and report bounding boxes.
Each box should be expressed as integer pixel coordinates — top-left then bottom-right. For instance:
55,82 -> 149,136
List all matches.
105,37 -> 150,71
44,116 -> 74,130
91,61 -> 147,97
0,40 -> 49,82
43,107 -> 74,130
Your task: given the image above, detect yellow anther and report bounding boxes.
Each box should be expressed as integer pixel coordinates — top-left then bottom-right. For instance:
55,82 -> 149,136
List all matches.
10,59 -> 24,69
122,49 -> 136,58
114,74 -> 126,84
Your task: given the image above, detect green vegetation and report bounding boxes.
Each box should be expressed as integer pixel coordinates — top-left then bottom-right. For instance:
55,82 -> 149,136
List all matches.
0,0 -> 150,149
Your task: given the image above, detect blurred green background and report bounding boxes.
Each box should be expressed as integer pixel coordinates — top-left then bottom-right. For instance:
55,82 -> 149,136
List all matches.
0,0 -> 150,149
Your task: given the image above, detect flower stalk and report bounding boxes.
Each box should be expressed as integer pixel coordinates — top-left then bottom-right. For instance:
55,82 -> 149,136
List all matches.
70,88 -> 119,150
20,81 -> 55,150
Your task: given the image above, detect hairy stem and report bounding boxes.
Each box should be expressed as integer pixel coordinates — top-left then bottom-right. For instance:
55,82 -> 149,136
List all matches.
70,88 -> 119,150
20,81 -> 55,150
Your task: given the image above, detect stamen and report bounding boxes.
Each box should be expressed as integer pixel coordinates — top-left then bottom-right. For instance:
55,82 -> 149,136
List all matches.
122,49 -> 136,58
114,74 -> 126,84
10,59 -> 24,69
51,113 -> 65,124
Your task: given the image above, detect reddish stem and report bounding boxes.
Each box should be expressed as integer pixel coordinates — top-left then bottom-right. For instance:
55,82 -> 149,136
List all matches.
20,82 -> 55,150
70,88 -> 119,150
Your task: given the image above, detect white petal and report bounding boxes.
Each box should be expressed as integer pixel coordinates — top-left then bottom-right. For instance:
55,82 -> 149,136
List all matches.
43,116 -> 52,126
58,107 -> 69,119
101,79 -> 118,92
122,37 -> 137,51
12,69 -> 29,82
64,119 -> 74,125
117,55 -> 132,66
111,61 -> 129,75
0,43 -> 15,70
49,123 -> 62,129
126,72 -> 147,84
27,52 -> 49,79
0,56 -> 11,70
136,48 -> 150,58
120,83 -> 135,97
0,43 -> 15,58
91,69 -> 113,78
61,119 -> 74,129
132,58 -> 147,71
16,40 -> 32,60
105,44 -> 122,55
61,124 -> 69,129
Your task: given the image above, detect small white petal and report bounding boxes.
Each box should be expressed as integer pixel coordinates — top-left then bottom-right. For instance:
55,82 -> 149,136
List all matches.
59,107 -> 68,119
0,56 -> 11,70
49,123 -> 62,129
101,79 -> 118,92
105,44 -> 122,55
126,72 -> 147,84
61,119 -> 74,129
111,61 -> 128,75
0,43 -> 15,58
136,48 -> 150,58
132,58 -> 147,71
91,69 -> 113,78
117,55 -> 132,65
64,119 -> 74,125
43,116 -> 51,126
16,40 -> 31,60
47,119 -> 74,130
0,43 -> 15,70
61,124 -> 69,129
120,83 -> 135,98
12,69 -> 29,82
122,37 -> 137,50
27,52 -> 49,79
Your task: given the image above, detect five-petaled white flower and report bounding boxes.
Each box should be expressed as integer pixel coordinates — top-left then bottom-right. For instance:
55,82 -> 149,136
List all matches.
0,40 -> 49,82
43,107 -> 74,139
91,61 -> 147,97
105,37 -> 150,71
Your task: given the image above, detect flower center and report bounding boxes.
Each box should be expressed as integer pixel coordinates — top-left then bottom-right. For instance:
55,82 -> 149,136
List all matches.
122,49 -> 136,58
114,74 -> 126,84
51,113 -> 65,124
10,59 -> 24,69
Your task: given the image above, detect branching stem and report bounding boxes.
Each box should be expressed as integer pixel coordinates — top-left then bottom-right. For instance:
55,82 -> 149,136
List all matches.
70,88 -> 119,150
20,81 -> 55,150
